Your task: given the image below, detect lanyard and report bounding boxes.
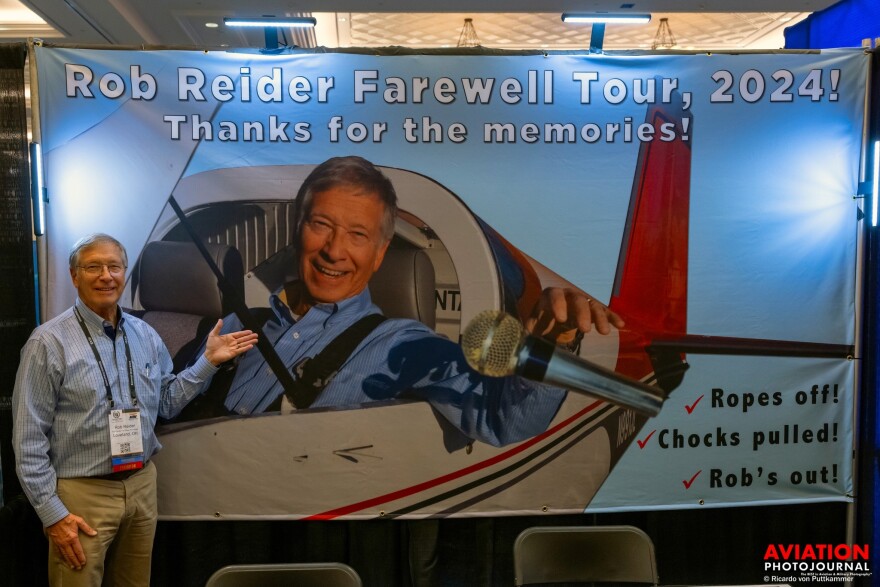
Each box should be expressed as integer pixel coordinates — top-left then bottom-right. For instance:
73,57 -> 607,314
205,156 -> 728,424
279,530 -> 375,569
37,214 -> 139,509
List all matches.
74,307 -> 138,408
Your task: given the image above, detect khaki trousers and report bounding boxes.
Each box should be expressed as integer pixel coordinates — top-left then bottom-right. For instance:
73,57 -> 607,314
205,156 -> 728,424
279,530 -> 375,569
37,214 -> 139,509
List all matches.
49,461 -> 157,587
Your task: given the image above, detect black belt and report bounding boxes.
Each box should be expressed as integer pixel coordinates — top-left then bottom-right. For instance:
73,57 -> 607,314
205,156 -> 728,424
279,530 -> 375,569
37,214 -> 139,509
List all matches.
91,464 -> 147,481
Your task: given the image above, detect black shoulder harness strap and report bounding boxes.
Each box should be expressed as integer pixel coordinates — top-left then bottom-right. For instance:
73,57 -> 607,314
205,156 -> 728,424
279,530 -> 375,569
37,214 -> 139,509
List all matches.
167,195 -> 302,404
267,313 -> 387,411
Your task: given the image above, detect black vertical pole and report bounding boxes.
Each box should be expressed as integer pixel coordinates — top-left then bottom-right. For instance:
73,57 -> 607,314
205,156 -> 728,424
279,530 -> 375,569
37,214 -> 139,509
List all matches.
857,48 -> 879,587
590,23 -> 605,53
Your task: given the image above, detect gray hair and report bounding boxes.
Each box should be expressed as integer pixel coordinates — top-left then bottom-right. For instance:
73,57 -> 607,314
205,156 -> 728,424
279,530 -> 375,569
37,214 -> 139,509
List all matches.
293,156 -> 398,243
68,233 -> 128,271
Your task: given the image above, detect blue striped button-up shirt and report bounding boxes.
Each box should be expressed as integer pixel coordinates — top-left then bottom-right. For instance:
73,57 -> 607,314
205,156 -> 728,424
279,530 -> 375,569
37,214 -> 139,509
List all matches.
12,298 -> 218,527
220,287 -> 566,447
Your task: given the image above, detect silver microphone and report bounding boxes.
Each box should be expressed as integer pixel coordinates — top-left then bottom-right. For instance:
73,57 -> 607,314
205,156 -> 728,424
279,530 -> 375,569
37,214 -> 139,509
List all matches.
462,310 -> 664,416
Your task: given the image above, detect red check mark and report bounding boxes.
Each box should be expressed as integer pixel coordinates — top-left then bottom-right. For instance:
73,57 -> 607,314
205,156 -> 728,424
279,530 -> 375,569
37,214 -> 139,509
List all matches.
637,430 -> 656,449
685,394 -> 705,414
683,470 -> 702,489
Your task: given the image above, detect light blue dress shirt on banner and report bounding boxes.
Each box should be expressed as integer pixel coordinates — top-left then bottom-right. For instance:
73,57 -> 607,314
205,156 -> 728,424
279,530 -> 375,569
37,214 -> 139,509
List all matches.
12,298 -> 218,527
219,287 -> 566,447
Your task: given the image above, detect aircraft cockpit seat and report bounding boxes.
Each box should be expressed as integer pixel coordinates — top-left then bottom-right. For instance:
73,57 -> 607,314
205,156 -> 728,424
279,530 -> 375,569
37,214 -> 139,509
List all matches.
133,240 -> 245,373
369,245 -> 436,330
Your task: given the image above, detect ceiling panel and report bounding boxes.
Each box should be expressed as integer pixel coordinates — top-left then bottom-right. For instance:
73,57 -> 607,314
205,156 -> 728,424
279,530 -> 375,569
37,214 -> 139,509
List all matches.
344,12 -> 808,50
7,0 -> 836,51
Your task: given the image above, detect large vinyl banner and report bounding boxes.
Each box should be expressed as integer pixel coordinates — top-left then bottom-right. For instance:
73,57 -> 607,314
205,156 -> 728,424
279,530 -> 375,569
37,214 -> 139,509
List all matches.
33,45 -> 865,519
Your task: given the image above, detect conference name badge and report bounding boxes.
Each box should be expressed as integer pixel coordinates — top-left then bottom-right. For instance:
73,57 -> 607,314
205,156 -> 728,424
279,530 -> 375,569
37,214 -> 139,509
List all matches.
108,408 -> 145,472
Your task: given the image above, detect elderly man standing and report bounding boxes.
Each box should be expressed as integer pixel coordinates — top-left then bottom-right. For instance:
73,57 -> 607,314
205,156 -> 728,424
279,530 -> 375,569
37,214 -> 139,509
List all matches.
214,156 -> 623,446
12,233 -> 257,587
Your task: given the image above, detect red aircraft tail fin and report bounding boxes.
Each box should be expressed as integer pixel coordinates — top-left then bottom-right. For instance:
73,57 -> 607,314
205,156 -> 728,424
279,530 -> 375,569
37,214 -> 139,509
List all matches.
610,100 -> 692,338
609,96 -> 692,388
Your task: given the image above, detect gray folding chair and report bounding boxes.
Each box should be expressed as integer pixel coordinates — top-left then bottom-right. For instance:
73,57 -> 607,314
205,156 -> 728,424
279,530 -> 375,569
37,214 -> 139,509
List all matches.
513,525 -> 659,586
205,562 -> 362,587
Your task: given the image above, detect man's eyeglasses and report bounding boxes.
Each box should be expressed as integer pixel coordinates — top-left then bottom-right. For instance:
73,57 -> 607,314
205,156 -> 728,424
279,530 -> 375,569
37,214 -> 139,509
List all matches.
77,264 -> 126,276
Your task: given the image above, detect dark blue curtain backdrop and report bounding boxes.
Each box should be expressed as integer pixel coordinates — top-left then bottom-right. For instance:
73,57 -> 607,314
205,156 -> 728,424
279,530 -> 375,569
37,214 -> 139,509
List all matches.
785,0 -> 880,49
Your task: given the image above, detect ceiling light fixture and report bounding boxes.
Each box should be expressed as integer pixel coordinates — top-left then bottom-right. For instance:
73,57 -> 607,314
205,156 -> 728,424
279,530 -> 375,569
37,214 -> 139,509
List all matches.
652,17 -> 676,50
561,12 -> 651,54
223,16 -> 317,28
205,22 -> 218,28
224,16 -> 316,50
457,18 -> 480,48
561,13 -> 651,24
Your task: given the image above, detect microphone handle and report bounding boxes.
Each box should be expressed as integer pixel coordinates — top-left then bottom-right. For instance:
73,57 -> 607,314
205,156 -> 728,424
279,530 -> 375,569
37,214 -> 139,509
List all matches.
517,336 -> 664,416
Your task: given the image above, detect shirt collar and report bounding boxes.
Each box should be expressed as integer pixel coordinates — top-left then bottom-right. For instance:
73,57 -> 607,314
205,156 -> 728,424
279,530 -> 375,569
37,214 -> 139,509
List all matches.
74,297 -> 124,336
267,283 -> 375,326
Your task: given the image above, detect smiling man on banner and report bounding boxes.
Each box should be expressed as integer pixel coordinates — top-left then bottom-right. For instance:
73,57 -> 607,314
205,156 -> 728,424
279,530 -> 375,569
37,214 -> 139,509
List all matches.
201,156 -> 623,447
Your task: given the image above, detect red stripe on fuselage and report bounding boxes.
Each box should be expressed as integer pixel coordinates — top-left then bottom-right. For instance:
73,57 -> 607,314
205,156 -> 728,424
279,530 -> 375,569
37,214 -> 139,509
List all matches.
304,399 -> 605,520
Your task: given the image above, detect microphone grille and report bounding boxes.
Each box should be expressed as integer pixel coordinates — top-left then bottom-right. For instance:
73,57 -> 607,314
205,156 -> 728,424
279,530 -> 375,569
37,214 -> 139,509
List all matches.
461,310 -> 524,377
